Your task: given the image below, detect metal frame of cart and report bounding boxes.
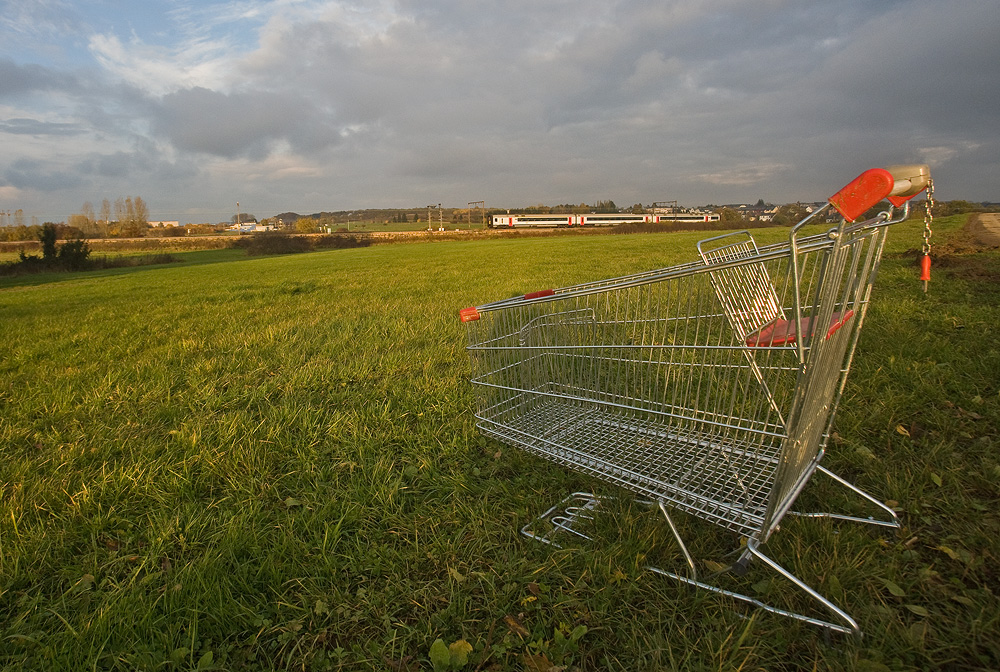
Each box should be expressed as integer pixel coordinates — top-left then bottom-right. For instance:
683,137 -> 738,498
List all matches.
460,165 -> 932,636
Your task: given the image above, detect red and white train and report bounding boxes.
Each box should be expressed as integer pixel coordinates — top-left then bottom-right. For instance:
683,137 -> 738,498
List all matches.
489,212 -> 720,228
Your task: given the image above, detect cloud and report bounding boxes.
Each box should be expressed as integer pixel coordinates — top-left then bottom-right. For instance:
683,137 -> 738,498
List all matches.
0,58 -> 81,97
0,0 -> 85,43
695,163 -> 792,188
0,118 -> 85,136
149,86 -> 340,158
0,185 -> 23,200
2,0 -> 999,224
4,157 -> 85,192
87,30 -> 243,97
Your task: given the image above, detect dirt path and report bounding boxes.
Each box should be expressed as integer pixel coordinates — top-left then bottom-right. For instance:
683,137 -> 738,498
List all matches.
966,213 -> 1000,247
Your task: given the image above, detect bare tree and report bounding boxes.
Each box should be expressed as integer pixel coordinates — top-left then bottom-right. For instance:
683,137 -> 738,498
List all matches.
75,201 -> 100,236
133,196 -> 149,226
113,197 -> 125,232
99,199 -> 111,237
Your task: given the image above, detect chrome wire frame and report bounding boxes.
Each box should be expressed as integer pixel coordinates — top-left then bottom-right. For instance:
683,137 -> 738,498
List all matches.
465,205 -> 909,635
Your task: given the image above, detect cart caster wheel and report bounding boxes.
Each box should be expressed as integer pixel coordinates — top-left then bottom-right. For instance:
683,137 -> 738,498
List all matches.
731,558 -> 750,576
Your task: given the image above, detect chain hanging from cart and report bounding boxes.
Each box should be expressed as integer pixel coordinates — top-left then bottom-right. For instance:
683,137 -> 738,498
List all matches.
920,178 -> 935,291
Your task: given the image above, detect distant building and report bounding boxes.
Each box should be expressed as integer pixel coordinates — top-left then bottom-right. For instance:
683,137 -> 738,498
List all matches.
734,205 -> 779,222
227,222 -> 277,233
149,220 -> 181,227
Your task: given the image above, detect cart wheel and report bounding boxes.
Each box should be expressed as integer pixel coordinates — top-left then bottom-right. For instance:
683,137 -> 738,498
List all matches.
731,557 -> 751,576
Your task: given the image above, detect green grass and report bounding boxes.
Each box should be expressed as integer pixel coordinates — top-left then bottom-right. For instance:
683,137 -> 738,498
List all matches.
1,216 -> 997,670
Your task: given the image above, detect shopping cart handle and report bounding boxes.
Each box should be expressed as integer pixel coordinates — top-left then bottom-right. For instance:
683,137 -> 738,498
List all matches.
829,164 -> 931,221
885,164 -> 931,206
459,306 -> 480,322
828,168 -> 894,222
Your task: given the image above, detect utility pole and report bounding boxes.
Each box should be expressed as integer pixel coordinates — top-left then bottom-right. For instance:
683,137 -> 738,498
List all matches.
468,201 -> 485,229
652,200 -> 678,213
427,204 -> 443,231
236,201 -> 241,234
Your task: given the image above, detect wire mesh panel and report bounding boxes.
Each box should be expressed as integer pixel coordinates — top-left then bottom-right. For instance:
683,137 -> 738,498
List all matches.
468,260 -> 794,536
460,165 -> 931,634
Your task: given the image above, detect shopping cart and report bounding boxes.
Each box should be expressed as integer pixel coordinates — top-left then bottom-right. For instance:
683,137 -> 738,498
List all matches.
459,165 -> 932,635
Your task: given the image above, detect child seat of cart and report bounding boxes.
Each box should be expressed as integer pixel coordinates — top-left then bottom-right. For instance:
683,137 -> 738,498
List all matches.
696,228 -> 853,349
701,164 -> 931,349
744,309 -> 855,347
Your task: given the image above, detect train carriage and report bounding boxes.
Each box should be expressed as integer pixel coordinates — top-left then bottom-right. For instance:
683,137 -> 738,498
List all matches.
490,212 -> 721,228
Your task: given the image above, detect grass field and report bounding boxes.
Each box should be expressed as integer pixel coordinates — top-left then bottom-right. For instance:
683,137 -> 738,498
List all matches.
1,215 -> 998,671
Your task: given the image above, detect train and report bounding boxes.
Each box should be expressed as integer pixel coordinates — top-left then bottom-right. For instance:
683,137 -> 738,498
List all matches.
489,211 -> 721,228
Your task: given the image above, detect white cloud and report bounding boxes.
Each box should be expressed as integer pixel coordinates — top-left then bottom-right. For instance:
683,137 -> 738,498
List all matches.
0,185 -> 23,200
88,32 -> 237,96
694,163 -> 791,188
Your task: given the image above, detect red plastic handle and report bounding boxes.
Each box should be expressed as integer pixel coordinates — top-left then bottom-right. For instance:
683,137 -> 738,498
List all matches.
828,168 -> 895,222
459,307 -> 480,322
523,289 -> 555,300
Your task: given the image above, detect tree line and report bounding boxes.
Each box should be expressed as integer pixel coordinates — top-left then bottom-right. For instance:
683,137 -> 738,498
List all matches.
0,197 -> 150,241
68,197 -> 150,238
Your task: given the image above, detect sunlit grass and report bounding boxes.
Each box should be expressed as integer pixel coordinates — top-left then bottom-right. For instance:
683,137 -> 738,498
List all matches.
1,216 -> 997,670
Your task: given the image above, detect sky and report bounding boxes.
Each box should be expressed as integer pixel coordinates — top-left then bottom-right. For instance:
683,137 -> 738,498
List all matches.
1,0 -> 998,224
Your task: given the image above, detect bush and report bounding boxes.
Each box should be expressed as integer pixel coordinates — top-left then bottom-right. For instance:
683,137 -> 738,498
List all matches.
40,223 -> 58,260
233,232 -> 371,255
12,250 -> 44,272
1,245 -> 174,278
90,254 -> 176,269
313,234 -> 371,249
151,226 -> 187,238
234,232 -> 313,255
57,239 -> 91,270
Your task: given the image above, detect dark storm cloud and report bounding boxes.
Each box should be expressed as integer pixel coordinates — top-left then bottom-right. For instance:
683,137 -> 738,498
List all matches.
1,146 -> 196,201
803,1 -> 1000,136
4,157 -> 85,191
73,145 -> 199,184
150,86 -> 341,159
73,149 -> 153,179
